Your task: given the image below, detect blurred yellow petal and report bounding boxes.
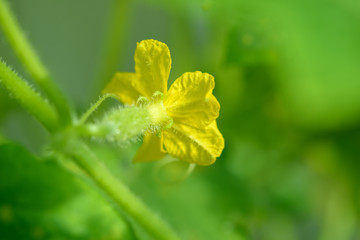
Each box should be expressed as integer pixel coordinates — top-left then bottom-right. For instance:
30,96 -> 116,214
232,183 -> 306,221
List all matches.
163,121 -> 224,165
134,39 -> 171,98
102,72 -> 143,104
164,71 -> 220,128
133,133 -> 165,163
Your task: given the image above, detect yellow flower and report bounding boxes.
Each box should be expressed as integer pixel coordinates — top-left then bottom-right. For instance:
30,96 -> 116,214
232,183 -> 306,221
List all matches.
103,39 -> 224,165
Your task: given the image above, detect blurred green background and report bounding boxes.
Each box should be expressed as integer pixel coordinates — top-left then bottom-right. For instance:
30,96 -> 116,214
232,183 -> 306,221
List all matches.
1,0 -> 360,239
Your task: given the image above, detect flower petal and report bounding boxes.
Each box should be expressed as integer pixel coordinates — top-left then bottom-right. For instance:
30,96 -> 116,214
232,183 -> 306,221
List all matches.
133,133 -> 165,163
164,71 -> 220,128
163,121 -> 224,165
134,39 -> 171,97
102,72 -> 142,104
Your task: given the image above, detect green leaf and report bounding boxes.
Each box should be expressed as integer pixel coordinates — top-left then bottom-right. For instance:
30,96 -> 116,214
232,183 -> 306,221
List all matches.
0,143 -> 137,240
0,143 -> 77,210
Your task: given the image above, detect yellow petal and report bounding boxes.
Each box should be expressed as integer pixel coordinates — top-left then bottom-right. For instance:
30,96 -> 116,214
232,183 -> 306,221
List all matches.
102,72 -> 142,104
133,132 -> 165,163
163,121 -> 224,165
164,71 -> 220,128
134,39 -> 171,98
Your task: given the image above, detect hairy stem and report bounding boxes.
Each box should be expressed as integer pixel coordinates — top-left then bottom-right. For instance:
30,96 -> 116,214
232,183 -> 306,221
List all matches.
78,93 -> 118,125
0,59 -> 59,131
77,101 -> 172,145
78,105 -> 152,144
0,0 -> 72,124
63,138 -> 180,240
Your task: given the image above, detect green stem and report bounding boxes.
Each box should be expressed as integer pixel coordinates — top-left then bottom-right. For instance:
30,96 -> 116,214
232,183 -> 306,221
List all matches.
0,59 -> 59,131
78,93 -> 118,125
0,0 -> 72,124
63,138 -> 180,240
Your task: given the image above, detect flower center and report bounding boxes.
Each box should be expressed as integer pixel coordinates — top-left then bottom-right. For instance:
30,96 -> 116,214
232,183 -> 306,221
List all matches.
147,101 -> 169,126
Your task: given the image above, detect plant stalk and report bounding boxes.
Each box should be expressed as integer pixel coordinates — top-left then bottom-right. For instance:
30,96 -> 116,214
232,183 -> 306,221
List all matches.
64,138 -> 180,240
78,93 -> 118,125
0,0 -> 72,124
0,59 -> 60,131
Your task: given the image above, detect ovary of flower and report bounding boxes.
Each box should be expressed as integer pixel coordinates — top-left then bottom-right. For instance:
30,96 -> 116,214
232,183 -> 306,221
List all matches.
103,39 -> 224,165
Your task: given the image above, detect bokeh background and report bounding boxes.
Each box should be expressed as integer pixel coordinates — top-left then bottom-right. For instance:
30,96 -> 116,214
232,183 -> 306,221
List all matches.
1,0 -> 360,239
